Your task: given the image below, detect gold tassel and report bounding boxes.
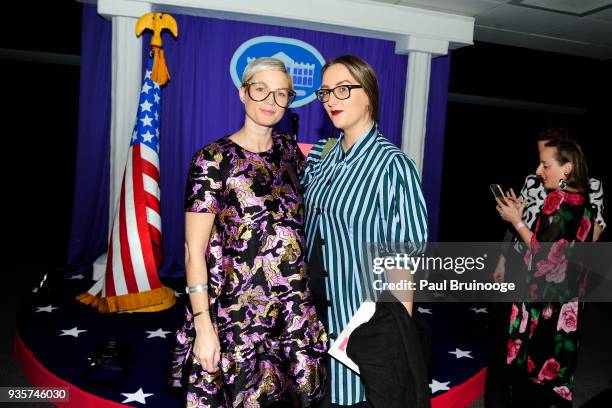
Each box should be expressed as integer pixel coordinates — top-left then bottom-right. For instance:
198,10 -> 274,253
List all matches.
77,285 -> 176,313
151,46 -> 170,86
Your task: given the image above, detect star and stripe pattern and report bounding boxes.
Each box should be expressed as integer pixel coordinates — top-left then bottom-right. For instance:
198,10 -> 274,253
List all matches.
103,63 -> 162,298
79,57 -> 174,312
21,296 -> 489,406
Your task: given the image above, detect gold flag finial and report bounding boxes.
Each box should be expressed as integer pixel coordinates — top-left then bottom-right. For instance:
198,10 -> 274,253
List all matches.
135,13 -> 178,86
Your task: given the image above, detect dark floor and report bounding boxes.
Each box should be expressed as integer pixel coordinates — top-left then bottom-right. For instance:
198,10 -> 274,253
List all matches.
2,268 -> 54,407
2,267 -> 611,408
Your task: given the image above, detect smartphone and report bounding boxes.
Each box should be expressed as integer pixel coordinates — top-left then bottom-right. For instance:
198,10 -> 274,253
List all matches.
490,184 -> 507,205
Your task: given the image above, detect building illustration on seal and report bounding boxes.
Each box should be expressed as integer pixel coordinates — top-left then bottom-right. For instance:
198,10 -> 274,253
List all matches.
247,52 -> 314,96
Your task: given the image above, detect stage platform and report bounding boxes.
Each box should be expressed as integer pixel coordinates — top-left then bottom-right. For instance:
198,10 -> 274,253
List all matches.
15,277 -> 487,407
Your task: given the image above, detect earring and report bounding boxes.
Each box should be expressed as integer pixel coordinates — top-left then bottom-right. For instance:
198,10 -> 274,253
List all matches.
558,179 -> 567,189
559,172 -> 568,190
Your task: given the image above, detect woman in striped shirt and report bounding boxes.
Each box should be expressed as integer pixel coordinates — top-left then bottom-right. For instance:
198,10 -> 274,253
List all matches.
302,55 -> 428,407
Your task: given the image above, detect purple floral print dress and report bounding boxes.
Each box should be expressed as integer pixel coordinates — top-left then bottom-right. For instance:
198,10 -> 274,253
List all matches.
506,190 -> 593,404
169,133 -> 327,408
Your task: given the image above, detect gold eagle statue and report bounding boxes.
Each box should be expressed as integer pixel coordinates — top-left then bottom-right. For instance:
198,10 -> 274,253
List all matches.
135,13 -> 178,85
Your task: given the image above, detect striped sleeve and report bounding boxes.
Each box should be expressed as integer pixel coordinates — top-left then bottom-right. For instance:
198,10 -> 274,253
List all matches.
300,138 -> 327,190
378,153 -> 428,256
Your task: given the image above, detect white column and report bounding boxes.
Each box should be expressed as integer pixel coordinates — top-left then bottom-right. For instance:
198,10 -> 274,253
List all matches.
401,51 -> 431,175
110,16 -> 142,230
93,15 -> 143,280
395,36 -> 448,175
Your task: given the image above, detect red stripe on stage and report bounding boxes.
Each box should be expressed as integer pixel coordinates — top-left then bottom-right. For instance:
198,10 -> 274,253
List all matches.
431,367 -> 486,408
118,155 -> 139,294
14,331 -> 131,408
131,145 -> 161,288
141,158 -> 160,181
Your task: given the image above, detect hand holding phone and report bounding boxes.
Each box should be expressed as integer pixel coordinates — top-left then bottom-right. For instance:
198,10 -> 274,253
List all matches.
490,184 -> 507,206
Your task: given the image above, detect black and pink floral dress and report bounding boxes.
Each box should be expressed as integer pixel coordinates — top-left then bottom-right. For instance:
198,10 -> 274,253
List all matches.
506,190 -> 593,404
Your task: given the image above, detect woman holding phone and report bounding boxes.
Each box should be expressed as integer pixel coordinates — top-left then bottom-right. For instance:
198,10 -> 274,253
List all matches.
495,139 -> 594,407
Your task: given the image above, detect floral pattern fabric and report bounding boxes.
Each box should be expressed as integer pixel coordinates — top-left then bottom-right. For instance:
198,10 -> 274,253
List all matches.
507,190 -> 593,403
169,133 -> 327,408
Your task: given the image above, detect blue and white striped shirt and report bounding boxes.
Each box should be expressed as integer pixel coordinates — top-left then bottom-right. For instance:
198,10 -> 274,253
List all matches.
302,126 -> 428,405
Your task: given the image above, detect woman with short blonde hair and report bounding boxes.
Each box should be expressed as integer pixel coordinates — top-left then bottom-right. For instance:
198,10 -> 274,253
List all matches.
169,57 -> 327,407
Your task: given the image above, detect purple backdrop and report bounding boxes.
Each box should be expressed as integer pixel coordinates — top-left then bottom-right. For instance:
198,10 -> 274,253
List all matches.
68,6 -> 449,276
66,5 -> 111,274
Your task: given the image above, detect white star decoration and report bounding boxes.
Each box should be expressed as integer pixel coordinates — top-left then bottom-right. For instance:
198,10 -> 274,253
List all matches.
417,307 -> 432,314
60,327 -> 87,337
142,130 -> 155,142
140,114 -> 153,127
140,100 -> 153,112
145,70 -> 152,79
429,379 -> 451,394
153,93 -> 160,103
174,291 -> 182,297
36,305 -> 58,313
449,348 -> 473,359
146,328 -> 171,339
121,388 -> 154,404
470,307 -> 488,314
68,274 -> 84,280
141,82 -> 152,94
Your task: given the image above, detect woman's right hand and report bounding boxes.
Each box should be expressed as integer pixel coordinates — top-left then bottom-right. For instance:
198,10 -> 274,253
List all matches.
504,188 -> 524,212
192,323 -> 221,373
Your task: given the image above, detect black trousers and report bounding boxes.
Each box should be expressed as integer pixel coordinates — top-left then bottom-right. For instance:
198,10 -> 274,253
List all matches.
308,229 -> 372,408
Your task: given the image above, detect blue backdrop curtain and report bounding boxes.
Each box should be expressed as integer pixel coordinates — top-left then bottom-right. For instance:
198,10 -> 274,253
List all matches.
66,4 -> 111,274
68,8 -> 449,277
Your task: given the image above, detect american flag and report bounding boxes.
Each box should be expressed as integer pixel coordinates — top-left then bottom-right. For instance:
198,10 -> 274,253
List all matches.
79,57 -> 173,312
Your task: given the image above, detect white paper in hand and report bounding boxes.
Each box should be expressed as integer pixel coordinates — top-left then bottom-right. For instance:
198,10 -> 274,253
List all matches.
327,300 -> 376,374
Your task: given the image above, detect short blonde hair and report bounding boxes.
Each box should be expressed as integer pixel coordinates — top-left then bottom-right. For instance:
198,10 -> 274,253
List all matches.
241,57 -> 293,89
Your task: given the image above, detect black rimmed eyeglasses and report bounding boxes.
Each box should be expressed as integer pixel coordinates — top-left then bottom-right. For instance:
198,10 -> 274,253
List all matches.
315,84 -> 363,103
243,81 -> 296,108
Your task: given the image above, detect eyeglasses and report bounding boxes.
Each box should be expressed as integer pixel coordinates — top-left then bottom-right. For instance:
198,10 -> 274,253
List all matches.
315,84 -> 363,103
243,82 -> 296,108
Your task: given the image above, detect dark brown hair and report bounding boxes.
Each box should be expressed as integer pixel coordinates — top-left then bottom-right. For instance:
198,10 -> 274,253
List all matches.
537,126 -> 571,142
322,55 -> 380,124
545,139 -> 590,193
